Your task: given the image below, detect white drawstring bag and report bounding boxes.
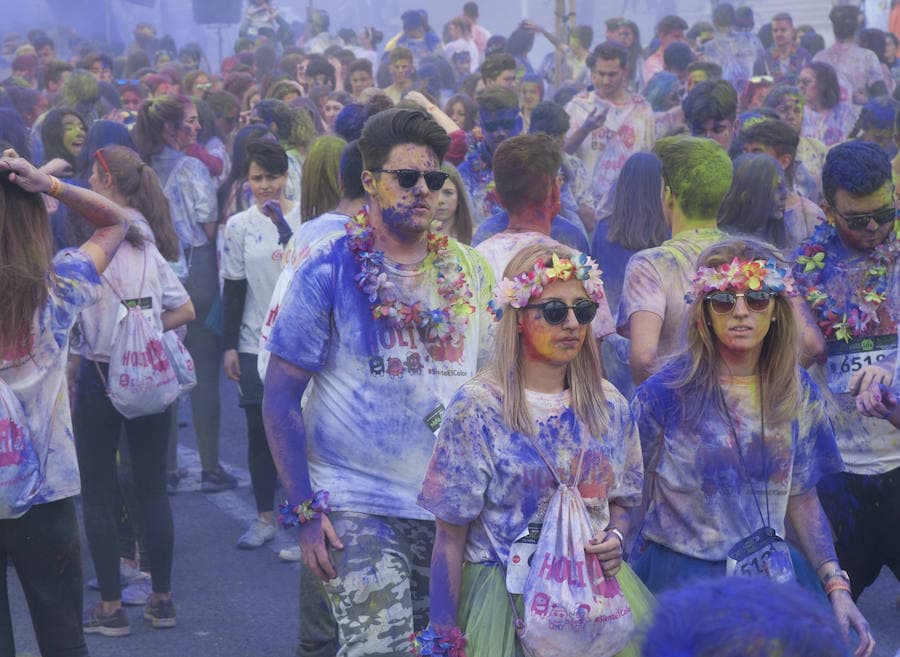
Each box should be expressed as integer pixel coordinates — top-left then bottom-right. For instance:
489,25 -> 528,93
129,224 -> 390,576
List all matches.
161,330 -> 197,395
515,445 -> 635,657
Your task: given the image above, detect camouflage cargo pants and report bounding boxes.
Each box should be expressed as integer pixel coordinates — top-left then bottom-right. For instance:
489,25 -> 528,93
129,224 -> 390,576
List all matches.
322,511 -> 436,657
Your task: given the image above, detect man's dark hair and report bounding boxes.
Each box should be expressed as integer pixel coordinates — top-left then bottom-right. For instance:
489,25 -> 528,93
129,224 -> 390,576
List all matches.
492,133 -> 562,215
347,58 -> 372,76
683,80 -> 738,131
207,90 -> 240,118
306,54 -> 336,88
529,101 -> 570,137
340,140 -> 365,199
741,119 -> 799,160
687,61 -> 722,82
829,5 -> 860,41
334,104 -> 367,142
571,25 -> 593,51
245,138 -> 289,176
44,60 -> 72,86
664,42 -> 694,72
476,87 -> 518,113
463,2 -> 479,19
712,3 -> 736,29
800,31 -> 826,56
32,34 -> 54,51
586,41 -> 629,71
735,6 -> 754,29
656,15 -> 689,38
358,108 -> 450,170
822,140 -> 892,206
772,12 -> 793,25
480,52 -> 516,83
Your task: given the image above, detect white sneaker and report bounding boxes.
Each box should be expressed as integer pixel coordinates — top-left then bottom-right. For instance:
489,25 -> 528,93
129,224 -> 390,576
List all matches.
237,519 -> 277,549
278,545 -> 302,562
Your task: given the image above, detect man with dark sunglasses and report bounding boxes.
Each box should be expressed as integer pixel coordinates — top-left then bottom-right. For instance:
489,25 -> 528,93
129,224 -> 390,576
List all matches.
457,86 -> 522,226
792,140 -> 900,602
262,109 -> 494,657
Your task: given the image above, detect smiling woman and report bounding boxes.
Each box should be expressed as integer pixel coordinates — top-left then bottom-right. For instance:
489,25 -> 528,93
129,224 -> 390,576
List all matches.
41,108 -> 87,168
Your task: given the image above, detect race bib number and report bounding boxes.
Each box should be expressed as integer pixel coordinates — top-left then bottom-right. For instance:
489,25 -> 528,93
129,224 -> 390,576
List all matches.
726,527 -> 796,584
825,335 -> 895,394
506,523 -> 542,594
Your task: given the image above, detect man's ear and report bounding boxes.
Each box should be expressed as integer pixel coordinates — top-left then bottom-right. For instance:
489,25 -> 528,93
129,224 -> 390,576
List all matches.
361,170 -> 376,195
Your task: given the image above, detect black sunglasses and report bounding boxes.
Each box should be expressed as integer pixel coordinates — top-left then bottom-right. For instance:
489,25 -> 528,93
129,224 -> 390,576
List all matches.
371,168 -> 449,191
705,291 -> 774,314
830,204 -> 896,231
524,299 -> 598,325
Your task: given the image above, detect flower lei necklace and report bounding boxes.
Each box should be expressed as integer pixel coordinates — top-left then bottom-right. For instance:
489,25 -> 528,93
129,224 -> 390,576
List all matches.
346,207 -> 475,346
794,223 -> 900,342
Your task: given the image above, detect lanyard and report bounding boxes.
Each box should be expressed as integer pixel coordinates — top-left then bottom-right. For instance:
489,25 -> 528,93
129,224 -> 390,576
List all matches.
718,377 -> 771,531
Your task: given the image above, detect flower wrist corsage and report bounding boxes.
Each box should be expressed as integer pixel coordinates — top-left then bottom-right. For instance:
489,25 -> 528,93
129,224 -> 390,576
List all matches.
277,490 -> 330,528
409,625 -> 467,657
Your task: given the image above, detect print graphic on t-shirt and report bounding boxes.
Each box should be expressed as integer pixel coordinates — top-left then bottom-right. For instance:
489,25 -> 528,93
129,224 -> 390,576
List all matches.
365,323 -> 468,381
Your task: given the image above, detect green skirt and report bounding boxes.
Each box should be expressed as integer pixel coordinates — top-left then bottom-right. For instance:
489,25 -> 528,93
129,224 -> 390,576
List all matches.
457,562 -> 655,657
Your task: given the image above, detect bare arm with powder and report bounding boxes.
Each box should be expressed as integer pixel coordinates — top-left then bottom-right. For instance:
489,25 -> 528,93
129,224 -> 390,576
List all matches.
428,519 -> 470,630
262,354 -> 344,581
787,488 -> 875,657
0,156 -> 128,275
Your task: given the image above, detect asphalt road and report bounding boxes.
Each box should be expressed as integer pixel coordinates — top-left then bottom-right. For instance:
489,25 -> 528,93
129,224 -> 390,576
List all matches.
8,374 -> 900,657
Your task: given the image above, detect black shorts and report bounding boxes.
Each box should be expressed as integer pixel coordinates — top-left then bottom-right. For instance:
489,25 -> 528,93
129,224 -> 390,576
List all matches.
817,466 -> 900,599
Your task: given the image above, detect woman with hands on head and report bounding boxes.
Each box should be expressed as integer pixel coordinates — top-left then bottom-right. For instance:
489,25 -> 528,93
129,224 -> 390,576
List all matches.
418,244 -> 653,657
0,154 -> 129,657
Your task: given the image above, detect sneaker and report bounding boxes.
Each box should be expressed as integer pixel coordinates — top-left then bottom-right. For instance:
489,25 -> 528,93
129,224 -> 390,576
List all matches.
278,545 -> 302,562
83,603 -> 130,637
87,561 -> 149,591
121,578 -> 152,606
201,467 -> 238,492
237,519 -> 277,549
144,597 -> 176,629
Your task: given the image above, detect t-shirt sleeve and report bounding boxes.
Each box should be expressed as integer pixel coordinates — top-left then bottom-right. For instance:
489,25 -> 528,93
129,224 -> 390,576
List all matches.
53,248 -> 103,329
791,371 -> 844,495
617,251 -> 666,331
605,387 -> 644,508
154,248 -> 190,311
630,377 -> 669,473
265,246 -> 335,372
418,386 -> 494,525
221,214 -> 247,281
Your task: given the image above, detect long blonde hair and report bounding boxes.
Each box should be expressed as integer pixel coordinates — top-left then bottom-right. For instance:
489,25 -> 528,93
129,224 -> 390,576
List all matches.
480,244 -> 609,437
662,238 -> 800,425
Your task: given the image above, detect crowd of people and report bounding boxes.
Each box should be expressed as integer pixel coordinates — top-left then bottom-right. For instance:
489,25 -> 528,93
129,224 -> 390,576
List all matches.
1,1 -> 899,656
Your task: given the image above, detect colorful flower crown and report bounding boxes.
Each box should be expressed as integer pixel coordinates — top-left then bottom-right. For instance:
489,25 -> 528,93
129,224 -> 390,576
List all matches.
487,253 -> 605,321
684,257 -> 798,303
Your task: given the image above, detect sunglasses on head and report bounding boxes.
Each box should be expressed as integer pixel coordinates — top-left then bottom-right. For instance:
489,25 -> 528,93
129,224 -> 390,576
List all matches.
524,298 -> 598,325
371,168 -> 449,191
831,204 -> 896,231
705,291 -> 774,314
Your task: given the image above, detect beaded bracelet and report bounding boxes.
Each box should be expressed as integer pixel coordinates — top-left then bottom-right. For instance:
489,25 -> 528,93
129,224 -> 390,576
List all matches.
47,175 -> 63,197
409,625 -> 466,657
277,490 -> 330,528
824,579 -> 852,597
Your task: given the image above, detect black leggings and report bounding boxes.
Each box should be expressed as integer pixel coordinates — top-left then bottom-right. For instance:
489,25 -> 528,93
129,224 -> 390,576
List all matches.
74,359 -> 174,601
0,498 -> 89,657
238,352 -> 277,513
